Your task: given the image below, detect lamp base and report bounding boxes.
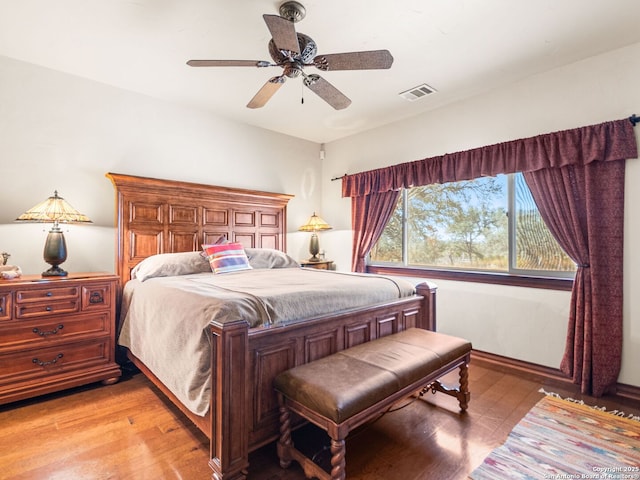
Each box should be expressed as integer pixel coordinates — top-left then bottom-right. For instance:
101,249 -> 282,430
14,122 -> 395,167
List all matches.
42,227 -> 69,277
307,233 -> 320,263
42,265 -> 68,277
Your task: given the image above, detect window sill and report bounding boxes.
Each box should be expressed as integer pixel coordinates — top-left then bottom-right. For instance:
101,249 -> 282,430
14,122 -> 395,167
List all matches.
366,265 -> 574,291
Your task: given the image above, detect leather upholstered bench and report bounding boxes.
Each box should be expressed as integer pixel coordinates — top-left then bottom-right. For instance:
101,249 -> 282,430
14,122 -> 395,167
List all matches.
274,328 -> 472,480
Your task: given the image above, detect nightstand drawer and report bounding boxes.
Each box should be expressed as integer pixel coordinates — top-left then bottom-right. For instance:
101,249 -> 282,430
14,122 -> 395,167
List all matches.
0,339 -> 112,383
15,286 -> 79,303
0,313 -> 110,350
300,260 -> 333,270
15,300 -> 79,319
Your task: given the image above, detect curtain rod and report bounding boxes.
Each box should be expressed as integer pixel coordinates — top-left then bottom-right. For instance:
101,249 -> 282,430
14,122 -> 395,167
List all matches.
330,115 -> 639,181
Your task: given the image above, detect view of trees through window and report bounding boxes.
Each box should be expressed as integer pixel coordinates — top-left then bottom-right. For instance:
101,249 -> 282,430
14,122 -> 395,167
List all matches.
370,173 -> 576,275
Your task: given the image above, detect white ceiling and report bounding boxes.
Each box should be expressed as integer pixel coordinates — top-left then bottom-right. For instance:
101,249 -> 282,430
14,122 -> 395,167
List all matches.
2,0 -> 640,143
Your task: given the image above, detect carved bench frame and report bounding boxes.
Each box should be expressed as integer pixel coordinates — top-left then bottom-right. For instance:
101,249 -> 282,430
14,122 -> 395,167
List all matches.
276,349 -> 470,480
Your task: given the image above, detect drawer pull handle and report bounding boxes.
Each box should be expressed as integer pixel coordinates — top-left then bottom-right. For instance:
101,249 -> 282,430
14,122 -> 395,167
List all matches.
32,353 -> 63,367
32,324 -> 64,336
46,292 -> 53,297
45,306 -> 53,312
89,292 -> 104,304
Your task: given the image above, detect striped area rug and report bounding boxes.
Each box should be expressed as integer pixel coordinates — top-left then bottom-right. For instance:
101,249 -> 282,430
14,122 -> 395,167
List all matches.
469,394 -> 640,479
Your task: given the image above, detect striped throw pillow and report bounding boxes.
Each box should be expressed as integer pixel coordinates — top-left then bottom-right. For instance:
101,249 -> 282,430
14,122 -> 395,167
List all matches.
203,242 -> 252,274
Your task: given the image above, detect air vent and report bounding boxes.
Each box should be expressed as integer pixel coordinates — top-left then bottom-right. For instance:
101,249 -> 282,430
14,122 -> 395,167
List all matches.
399,83 -> 437,101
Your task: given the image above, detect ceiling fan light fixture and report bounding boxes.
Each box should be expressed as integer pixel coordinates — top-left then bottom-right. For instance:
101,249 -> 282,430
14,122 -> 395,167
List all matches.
303,74 -> 320,87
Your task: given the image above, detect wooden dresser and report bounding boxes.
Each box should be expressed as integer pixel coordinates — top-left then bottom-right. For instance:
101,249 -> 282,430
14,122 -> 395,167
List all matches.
0,272 -> 121,405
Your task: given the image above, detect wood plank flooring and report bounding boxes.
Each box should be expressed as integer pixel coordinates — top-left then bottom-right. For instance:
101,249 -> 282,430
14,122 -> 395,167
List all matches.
1,363 -> 638,480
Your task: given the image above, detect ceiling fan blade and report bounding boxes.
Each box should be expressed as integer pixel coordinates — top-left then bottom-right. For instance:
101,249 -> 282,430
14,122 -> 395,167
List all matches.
313,50 -> 394,71
263,14 -> 300,54
303,74 -> 351,110
247,76 -> 286,109
187,60 -> 271,67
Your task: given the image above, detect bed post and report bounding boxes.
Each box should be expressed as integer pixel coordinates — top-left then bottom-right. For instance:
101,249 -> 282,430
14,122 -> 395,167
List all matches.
208,319 -> 251,480
415,281 -> 437,331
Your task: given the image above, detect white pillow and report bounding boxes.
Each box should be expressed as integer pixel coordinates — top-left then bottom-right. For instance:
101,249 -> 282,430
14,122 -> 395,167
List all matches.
244,248 -> 300,269
131,251 -> 211,281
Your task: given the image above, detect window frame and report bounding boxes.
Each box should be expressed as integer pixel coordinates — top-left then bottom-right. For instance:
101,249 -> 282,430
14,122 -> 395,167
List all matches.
366,173 -> 575,291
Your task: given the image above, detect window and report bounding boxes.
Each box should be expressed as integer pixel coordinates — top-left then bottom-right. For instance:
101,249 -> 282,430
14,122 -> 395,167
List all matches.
370,173 -> 576,278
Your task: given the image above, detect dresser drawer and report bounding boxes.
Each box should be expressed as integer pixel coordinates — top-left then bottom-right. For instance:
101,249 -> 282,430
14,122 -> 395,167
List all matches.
0,339 -> 112,382
15,300 -> 79,319
14,285 -> 80,319
0,313 -> 110,350
81,283 -> 112,311
15,285 -> 79,303
0,292 -> 10,321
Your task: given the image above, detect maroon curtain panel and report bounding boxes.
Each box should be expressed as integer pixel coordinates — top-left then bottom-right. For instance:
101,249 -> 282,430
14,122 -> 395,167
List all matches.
343,118 -> 637,395
351,189 -> 401,272
524,161 -> 625,396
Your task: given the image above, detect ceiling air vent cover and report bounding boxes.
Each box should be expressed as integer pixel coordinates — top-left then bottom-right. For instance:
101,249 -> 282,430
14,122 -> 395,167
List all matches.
399,83 -> 436,101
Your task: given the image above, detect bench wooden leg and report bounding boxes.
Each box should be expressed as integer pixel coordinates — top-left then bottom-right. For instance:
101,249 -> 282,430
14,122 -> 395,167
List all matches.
420,355 -> 471,412
458,361 -> 470,411
329,438 -> 346,480
277,395 -> 293,469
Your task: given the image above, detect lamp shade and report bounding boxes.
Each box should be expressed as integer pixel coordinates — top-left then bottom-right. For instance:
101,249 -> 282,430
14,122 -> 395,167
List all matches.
298,212 -> 332,232
15,191 -> 92,225
15,191 -> 92,277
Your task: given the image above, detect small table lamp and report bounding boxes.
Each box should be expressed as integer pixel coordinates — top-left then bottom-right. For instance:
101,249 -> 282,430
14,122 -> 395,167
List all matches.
298,212 -> 332,262
15,191 -> 92,277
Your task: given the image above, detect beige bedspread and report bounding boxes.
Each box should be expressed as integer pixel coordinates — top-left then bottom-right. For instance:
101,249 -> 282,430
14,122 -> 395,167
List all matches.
118,268 -> 416,416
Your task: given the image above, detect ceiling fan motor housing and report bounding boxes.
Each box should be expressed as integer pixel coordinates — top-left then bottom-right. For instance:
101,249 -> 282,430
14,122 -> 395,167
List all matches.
268,33 -> 317,78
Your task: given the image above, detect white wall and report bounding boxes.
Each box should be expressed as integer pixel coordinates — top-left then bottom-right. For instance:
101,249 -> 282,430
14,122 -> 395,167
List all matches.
321,42 -> 640,387
0,55 -> 321,273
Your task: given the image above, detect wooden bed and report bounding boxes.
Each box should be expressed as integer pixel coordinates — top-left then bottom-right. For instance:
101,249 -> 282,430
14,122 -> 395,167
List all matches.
106,172 -> 437,480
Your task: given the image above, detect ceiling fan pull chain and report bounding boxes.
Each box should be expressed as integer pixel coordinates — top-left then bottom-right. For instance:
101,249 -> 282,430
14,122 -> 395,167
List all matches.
301,80 -> 304,104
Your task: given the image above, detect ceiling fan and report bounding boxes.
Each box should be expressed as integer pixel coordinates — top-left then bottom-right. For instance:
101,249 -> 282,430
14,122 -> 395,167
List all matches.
186,1 -> 393,110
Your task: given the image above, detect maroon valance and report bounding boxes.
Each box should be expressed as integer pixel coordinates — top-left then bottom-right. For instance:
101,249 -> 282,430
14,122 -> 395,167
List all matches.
342,119 -> 637,197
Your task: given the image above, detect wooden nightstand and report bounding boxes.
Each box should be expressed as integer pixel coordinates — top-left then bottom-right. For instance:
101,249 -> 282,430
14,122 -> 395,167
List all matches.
299,260 -> 334,270
0,272 -> 121,405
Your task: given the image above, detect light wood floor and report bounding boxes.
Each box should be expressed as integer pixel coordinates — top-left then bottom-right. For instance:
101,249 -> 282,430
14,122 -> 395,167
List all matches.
1,362 -> 638,480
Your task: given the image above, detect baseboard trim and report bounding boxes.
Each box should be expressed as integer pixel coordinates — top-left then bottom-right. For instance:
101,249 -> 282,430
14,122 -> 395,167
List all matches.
471,350 -> 640,404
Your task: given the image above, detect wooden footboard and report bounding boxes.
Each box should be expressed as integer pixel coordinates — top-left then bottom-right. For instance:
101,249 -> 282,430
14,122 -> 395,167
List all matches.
207,281 -> 436,480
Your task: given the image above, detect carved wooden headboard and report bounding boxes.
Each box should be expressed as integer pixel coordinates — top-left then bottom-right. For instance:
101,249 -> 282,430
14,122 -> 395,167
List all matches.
106,173 -> 294,285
